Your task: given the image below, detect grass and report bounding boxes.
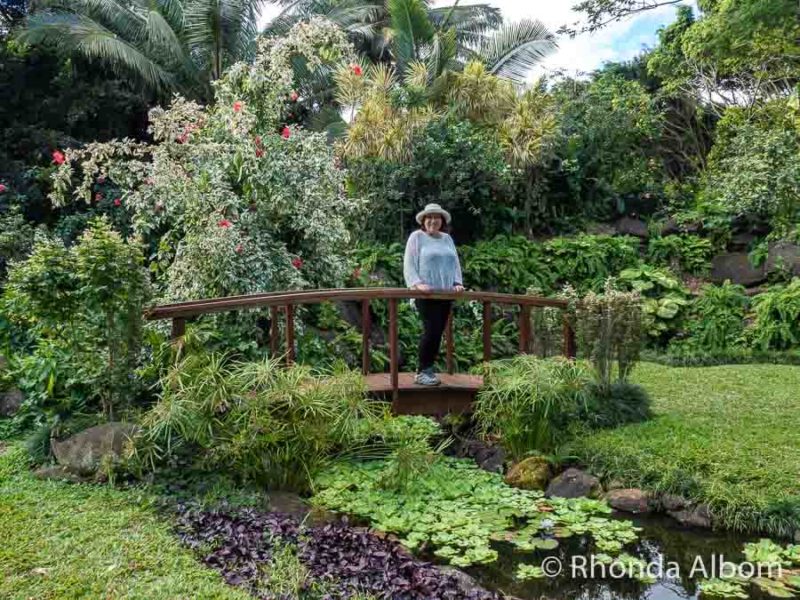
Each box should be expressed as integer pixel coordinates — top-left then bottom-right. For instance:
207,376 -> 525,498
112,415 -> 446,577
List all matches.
0,445 -> 250,600
568,362 -> 800,537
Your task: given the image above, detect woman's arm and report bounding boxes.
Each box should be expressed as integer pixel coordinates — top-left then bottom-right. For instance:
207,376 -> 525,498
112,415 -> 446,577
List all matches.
403,231 -> 423,288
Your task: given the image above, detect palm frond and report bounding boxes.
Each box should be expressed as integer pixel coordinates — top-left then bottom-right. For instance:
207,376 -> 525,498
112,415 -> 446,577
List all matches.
20,12 -> 177,92
424,27 -> 457,79
387,0 -> 435,69
142,6 -> 187,67
473,18 -> 557,85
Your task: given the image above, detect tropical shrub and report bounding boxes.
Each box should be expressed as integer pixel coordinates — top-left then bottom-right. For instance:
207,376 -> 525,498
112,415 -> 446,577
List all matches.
459,236 -> 551,293
647,234 -> 714,275
543,235 -> 641,292
670,282 -> 749,353
474,356 -> 592,459
48,19 -> 361,304
582,382 -> 652,429
747,279 -> 800,351
617,265 -> 689,340
2,218 -> 148,421
132,352 -> 406,490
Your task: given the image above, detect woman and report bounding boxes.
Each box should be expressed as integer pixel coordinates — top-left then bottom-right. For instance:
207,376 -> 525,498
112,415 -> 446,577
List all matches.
403,203 -> 464,386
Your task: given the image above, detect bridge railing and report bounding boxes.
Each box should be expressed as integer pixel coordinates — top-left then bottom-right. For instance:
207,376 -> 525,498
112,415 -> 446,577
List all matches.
145,288 -> 575,396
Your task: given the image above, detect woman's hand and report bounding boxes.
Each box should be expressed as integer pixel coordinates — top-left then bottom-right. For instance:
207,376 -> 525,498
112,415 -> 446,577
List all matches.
413,283 -> 432,291
454,285 -> 465,293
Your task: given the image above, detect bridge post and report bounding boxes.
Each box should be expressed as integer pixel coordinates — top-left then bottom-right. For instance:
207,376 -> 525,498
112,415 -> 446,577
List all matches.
171,317 -> 186,342
482,302 -> 492,362
269,306 -> 279,357
361,299 -> 371,375
562,315 -> 577,359
519,305 -> 531,354
388,298 -> 398,401
285,304 -> 295,364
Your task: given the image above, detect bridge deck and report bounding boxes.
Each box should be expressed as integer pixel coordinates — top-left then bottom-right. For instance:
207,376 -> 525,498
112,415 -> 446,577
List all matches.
365,373 -> 483,416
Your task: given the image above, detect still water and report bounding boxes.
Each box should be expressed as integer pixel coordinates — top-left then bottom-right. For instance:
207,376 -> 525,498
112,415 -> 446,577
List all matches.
469,514 -> 769,600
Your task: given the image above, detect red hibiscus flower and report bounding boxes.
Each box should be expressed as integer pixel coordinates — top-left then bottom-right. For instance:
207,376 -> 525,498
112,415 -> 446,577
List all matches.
235,244 -> 244,254
114,198 -> 122,207
218,219 -> 232,228
290,91 -> 299,102
233,101 -> 243,112
0,184 -> 6,193
292,257 -> 303,269
52,150 -> 66,165
281,126 -> 291,139
255,148 -> 264,158
351,64 -> 363,76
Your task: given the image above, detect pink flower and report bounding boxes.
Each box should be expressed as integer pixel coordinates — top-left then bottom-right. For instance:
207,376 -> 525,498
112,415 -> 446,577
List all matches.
281,126 -> 291,139
52,150 -> 66,165
95,192 -> 103,202
292,257 -> 303,269
177,133 -> 188,144
0,184 -> 6,193
254,135 -> 262,146
351,64 -> 363,76
218,219 -> 232,228
290,91 -> 299,102
235,243 -> 244,254
233,101 -> 243,112
255,148 -> 264,158
113,198 -> 122,207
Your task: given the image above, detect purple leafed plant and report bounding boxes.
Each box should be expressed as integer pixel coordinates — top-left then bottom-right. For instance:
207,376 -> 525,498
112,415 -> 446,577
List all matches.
175,505 -> 500,599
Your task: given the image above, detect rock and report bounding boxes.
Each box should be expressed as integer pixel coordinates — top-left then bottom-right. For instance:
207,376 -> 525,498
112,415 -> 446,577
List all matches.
439,566 -> 483,596
452,439 -> 506,473
505,456 -> 552,491
0,388 -> 23,417
605,488 -> 651,514
614,216 -> 649,238
51,422 -> 138,476
766,241 -> 800,277
668,504 -> 712,528
729,232 -> 758,251
545,468 -> 601,499
34,465 -> 88,484
710,253 -> 766,286
605,479 -> 626,491
659,493 -> 689,512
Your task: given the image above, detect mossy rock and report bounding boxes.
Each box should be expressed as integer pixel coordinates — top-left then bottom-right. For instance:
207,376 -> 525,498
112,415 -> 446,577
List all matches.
504,456 -> 552,491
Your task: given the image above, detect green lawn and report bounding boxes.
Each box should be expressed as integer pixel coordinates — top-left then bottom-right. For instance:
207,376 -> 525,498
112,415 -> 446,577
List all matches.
0,445 -> 249,600
569,362 -> 800,537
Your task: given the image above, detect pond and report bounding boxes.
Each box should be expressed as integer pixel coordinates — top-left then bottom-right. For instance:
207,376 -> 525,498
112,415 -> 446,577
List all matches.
468,513 -> 768,600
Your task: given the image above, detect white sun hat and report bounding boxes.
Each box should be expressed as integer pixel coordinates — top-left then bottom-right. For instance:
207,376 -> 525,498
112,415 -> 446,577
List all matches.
415,203 -> 452,225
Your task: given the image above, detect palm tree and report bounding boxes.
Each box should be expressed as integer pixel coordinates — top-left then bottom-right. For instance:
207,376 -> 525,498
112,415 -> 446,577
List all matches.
19,0 -> 263,99
266,0 -> 557,85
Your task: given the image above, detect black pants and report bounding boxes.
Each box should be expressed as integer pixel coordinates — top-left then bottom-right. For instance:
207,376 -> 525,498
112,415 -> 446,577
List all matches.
416,299 -> 453,372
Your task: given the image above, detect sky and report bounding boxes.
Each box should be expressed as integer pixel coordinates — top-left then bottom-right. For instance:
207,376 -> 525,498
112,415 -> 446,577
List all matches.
257,0 -> 698,78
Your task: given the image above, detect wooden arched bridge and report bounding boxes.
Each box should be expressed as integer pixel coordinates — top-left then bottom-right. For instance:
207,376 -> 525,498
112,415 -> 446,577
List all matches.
146,288 -> 576,415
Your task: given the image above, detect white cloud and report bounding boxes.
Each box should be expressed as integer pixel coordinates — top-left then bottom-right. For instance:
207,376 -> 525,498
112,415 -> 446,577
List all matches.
257,0 -> 697,78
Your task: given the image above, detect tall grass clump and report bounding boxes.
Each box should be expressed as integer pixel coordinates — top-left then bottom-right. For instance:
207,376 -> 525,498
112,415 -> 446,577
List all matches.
131,351 -> 385,491
474,356 -> 592,459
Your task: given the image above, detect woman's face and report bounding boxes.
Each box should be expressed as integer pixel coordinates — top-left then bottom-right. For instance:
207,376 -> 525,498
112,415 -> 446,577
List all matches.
423,214 -> 443,234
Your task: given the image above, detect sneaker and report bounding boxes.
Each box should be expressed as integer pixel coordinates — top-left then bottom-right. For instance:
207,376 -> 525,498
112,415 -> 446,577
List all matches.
414,370 -> 441,386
